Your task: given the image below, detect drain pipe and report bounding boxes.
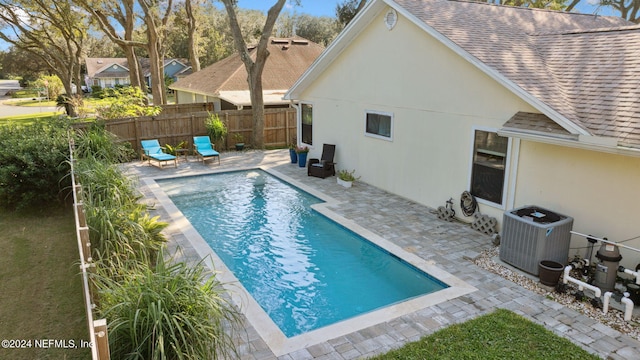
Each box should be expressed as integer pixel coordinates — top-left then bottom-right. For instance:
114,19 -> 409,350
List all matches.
563,265 -> 602,298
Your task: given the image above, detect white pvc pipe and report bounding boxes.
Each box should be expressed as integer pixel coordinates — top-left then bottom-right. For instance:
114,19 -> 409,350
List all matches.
570,231 -> 640,253
621,293 -> 634,321
603,291 -> 613,314
563,265 -> 602,298
621,268 -> 640,285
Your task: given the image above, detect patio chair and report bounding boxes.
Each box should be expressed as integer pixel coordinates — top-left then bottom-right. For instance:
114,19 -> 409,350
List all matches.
140,139 -> 177,169
193,136 -> 220,165
308,144 -> 336,178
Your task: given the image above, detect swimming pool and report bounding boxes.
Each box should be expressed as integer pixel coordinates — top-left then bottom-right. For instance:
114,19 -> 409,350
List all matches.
148,167 -> 476,355
158,170 -> 448,337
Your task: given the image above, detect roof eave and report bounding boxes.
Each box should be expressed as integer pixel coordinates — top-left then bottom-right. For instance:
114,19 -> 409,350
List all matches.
286,0 -> 591,138
390,2 -> 591,137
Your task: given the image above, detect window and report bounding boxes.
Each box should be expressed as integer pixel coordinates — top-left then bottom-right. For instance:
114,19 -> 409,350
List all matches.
365,111 -> 393,140
470,130 -> 509,205
301,103 -> 313,145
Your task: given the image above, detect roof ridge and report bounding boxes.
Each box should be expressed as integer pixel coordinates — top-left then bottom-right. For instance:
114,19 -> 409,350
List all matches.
447,0 -> 615,17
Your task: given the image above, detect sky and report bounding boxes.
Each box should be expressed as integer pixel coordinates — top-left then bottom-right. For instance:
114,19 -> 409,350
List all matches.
234,0 -> 343,17
234,0 -> 608,17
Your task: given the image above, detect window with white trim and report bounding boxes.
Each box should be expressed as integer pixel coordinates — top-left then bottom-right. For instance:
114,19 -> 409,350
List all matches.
470,130 -> 509,205
365,111 -> 393,140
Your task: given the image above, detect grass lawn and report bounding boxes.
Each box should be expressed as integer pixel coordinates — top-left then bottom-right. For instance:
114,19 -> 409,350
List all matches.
0,206 -> 90,360
371,309 -> 600,360
0,113 -> 63,125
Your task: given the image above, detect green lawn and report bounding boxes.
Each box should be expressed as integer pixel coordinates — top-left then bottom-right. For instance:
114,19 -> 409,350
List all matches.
371,309 -> 600,360
0,206 -> 90,360
0,113 -> 62,125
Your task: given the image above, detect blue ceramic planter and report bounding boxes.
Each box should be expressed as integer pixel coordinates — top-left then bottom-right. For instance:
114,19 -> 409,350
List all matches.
289,149 -> 298,163
297,152 -> 307,167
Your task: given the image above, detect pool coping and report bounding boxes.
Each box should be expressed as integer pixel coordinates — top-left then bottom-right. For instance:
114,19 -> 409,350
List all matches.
143,166 -> 478,357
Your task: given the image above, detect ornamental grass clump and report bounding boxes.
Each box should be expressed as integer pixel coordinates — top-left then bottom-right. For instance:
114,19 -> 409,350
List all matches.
92,253 -> 240,360
71,125 -> 240,358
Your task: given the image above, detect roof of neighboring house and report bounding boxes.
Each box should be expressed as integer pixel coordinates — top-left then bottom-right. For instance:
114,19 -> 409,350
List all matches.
286,0 -> 640,152
169,37 -> 324,100
85,57 -> 191,78
85,58 -> 130,78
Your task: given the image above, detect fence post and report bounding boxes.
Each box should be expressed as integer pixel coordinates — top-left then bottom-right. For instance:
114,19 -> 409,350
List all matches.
93,319 -> 110,360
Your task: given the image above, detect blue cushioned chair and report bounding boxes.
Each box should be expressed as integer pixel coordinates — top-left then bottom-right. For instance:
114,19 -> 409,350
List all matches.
140,139 -> 177,169
193,136 -> 220,165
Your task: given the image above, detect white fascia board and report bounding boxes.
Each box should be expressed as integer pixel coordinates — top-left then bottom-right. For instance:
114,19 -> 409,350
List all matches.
498,129 -> 640,158
284,0 -> 387,100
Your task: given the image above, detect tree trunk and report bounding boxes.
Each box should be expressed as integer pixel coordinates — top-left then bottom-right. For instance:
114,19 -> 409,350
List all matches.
186,0 -> 201,72
221,0 -> 286,149
248,68 -> 265,148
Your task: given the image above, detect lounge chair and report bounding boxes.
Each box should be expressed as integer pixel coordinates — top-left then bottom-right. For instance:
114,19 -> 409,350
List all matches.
308,144 -> 336,178
193,136 -> 220,165
140,139 -> 177,169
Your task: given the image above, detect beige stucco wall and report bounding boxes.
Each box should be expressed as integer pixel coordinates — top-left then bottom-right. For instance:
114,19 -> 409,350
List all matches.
514,141 -> 640,269
298,7 -> 537,223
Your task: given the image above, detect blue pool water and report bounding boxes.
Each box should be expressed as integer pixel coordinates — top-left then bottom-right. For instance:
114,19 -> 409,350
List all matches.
157,170 -> 448,337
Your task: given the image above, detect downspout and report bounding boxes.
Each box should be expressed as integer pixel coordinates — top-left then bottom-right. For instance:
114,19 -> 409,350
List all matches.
290,100 -> 300,147
506,138 -> 520,211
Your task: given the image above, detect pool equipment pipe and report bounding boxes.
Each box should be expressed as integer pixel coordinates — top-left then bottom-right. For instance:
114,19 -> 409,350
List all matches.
603,291 -> 613,314
571,231 -> 640,254
619,265 -> 640,285
563,265 -> 602,298
621,293 -> 634,321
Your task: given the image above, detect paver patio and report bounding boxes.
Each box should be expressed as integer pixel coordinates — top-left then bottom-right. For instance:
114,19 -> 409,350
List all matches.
125,149 -> 640,359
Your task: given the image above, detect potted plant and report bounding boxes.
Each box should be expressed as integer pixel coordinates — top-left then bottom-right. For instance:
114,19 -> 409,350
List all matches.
233,133 -> 244,151
204,112 -> 227,150
295,145 -> 309,167
337,169 -> 359,188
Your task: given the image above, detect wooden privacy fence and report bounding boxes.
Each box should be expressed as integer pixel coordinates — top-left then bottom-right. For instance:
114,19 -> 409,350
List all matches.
74,106 -> 297,154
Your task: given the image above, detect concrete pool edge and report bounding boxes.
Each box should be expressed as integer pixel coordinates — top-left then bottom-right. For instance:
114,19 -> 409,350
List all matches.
142,166 -> 478,357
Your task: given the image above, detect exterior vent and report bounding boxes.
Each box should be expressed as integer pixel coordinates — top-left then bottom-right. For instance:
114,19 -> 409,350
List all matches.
499,205 -> 573,275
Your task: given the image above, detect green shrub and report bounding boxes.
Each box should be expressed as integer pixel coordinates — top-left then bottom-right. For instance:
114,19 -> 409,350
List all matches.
0,118 -> 71,209
93,253 -> 240,360
74,123 -> 136,163
204,112 -> 227,149
74,157 -> 166,271
96,87 -> 161,120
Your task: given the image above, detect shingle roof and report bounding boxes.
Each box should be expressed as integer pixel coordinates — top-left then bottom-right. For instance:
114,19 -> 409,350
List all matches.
394,0 -> 640,148
170,37 -> 324,96
85,58 -> 129,77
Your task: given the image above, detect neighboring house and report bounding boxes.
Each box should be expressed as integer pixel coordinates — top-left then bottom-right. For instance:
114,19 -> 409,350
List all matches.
85,57 -> 191,90
285,0 -> 640,268
170,37 -> 324,111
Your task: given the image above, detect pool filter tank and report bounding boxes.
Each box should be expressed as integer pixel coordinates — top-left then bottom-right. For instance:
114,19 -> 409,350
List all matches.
593,243 -> 622,292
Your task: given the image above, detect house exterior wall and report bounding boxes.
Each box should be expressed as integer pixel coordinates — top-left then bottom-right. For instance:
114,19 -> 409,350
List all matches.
164,61 -> 186,80
514,141 -> 640,268
176,91 -> 222,111
298,7 -> 537,223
